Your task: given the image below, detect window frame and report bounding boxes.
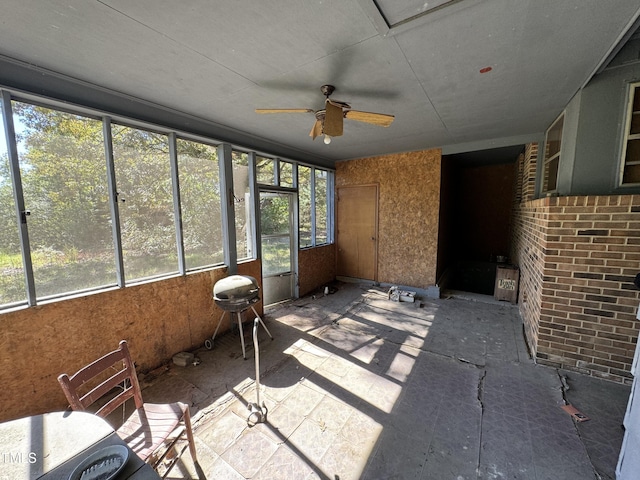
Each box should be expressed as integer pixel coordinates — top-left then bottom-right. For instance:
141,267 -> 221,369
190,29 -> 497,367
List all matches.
0,88 -> 334,311
297,165 -> 334,249
619,81 -> 640,187
541,112 -> 564,195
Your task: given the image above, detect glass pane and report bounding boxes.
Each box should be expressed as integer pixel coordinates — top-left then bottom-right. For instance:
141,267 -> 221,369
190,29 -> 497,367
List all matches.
0,103 -> 27,306
298,166 -> 312,248
315,169 -> 328,244
112,124 -> 177,281
280,161 -> 293,188
260,192 -> 292,276
13,102 -> 116,298
177,139 -> 223,269
544,157 -> 559,192
545,116 -> 563,159
630,112 -> 640,135
256,156 -> 275,185
625,139 -> 640,164
633,86 -> 640,113
261,193 -> 290,236
233,151 -> 252,260
261,237 -> 291,276
623,164 -> 640,185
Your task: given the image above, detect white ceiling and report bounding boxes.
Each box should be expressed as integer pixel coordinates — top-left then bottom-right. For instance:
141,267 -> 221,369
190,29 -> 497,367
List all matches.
1,0 -> 639,166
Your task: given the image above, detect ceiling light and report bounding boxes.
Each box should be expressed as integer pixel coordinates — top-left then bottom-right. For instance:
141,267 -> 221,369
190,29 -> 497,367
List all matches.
323,134 -> 332,145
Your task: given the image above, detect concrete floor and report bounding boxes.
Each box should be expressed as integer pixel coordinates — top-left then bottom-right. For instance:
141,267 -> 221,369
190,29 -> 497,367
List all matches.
139,282 -> 630,480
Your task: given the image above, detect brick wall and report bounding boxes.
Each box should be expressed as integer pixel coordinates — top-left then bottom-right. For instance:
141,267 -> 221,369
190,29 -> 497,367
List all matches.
511,143 -> 544,357
522,143 -> 538,202
513,192 -> 640,383
536,195 -> 640,383
511,199 -> 546,358
512,143 -> 640,383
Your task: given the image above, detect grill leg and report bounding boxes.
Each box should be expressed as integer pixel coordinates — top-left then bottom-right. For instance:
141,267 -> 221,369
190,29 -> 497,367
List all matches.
206,310 -> 227,349
212,310 -> 226,342
237,311 -> 247,360
251,306 -> 273,340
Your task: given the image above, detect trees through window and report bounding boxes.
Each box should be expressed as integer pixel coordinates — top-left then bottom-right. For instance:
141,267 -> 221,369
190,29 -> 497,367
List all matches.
298,165 -> 330,249
0,93 -> 333,310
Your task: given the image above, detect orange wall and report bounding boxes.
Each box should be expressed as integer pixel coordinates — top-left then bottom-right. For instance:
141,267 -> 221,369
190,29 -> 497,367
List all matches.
335,149 -> 441,288
0,261 -> 261,422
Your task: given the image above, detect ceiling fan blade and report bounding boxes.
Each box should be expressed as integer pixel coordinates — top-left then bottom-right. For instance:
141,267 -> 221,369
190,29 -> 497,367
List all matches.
255,108 -> 314,114
344,110 -> 395,127
323,101 -> 343,137
309,120 -> 322,140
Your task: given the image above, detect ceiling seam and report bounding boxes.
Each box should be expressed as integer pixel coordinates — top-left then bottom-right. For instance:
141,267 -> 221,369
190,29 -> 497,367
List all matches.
391,36 -> 454,144
95,0 -> 259,87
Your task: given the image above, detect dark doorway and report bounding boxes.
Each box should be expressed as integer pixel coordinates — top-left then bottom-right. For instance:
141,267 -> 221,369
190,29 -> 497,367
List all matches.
437,145 -> 523,295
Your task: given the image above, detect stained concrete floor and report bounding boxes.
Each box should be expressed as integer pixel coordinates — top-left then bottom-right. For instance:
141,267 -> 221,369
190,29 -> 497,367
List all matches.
139,282 -> 630,480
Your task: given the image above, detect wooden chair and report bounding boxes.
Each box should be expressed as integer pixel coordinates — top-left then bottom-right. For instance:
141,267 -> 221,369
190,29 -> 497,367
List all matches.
57,340 -> 197,477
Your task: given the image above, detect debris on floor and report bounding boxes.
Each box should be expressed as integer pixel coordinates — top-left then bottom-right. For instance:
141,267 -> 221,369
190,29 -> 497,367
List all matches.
388,285 -> 416,302
561,404 -> 591,422
172,352 -> 195,367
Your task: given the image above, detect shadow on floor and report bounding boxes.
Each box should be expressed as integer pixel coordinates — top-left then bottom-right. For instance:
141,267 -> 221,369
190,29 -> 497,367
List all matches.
138,282 -> 630,480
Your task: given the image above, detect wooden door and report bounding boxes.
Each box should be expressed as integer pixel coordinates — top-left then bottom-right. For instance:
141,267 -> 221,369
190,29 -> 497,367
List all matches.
336,185 -> 378,280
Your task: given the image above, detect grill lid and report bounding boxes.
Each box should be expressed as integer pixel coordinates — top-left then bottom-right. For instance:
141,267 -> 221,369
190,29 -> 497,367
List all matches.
213,275 -> 260,306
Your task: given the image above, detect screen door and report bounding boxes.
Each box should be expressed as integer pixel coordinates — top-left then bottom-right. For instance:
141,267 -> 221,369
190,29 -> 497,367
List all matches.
260,191 -> 294,306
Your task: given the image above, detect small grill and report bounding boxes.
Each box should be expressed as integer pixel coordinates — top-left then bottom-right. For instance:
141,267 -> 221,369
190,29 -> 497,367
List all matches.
213,275 -> 260,310
205,275 -> 273,359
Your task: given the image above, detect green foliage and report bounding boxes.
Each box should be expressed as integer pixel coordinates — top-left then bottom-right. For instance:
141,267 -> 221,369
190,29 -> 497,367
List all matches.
0,102 -> 228,302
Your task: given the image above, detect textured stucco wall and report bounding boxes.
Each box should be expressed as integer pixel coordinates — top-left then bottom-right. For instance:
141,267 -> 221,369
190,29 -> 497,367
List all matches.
335,149 -> 441,288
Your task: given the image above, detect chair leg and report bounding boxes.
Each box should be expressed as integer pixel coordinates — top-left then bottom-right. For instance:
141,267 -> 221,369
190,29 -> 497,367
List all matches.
183,407 -> 197,463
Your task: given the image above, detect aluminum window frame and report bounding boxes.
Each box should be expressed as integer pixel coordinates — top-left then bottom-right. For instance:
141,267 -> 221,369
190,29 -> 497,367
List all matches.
0,87 -> 334,311
541,112 -> 564,195
619,81 -> 640,187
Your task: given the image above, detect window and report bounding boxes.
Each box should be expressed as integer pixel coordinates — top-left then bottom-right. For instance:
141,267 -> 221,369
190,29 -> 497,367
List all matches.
298,165 -> 331,248
177,138 -> 223,269
256,157 -> 294,188
13,102 -> 117,299
256,156 -> 276,185
620,83 -> 640,186
112,124 -> 178,281
298,166 -> 312,248
0,103 -> 27,306
279,161 -> 294,188
315,169 -> 328,244
541,114 -> 563,194
0,89 -> 333,310
232,151 -> 253,260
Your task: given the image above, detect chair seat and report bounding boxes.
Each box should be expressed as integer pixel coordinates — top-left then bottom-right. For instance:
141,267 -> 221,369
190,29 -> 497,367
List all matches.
116,402 -> 187,462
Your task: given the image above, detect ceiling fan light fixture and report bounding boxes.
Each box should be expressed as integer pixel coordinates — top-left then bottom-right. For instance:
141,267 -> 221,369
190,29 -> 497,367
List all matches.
323,134 -> 332,145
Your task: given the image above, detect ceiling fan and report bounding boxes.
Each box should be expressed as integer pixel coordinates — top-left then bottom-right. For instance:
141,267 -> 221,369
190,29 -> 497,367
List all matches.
255,85 -> 394,144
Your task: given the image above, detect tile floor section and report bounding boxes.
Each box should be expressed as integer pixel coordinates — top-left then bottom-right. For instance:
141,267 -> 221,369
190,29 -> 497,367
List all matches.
139,283 -> 630,479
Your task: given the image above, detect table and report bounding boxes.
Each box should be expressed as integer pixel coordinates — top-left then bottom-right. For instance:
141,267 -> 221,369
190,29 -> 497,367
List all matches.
0,410 -> 160,480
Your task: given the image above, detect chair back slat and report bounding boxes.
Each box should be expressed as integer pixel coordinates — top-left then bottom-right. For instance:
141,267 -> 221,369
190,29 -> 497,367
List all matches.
95,387 -> 136,417
57,340 -> 198,475
57,340 -> 144,415
79,368 -> 131,412
67,348 -> 127,390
